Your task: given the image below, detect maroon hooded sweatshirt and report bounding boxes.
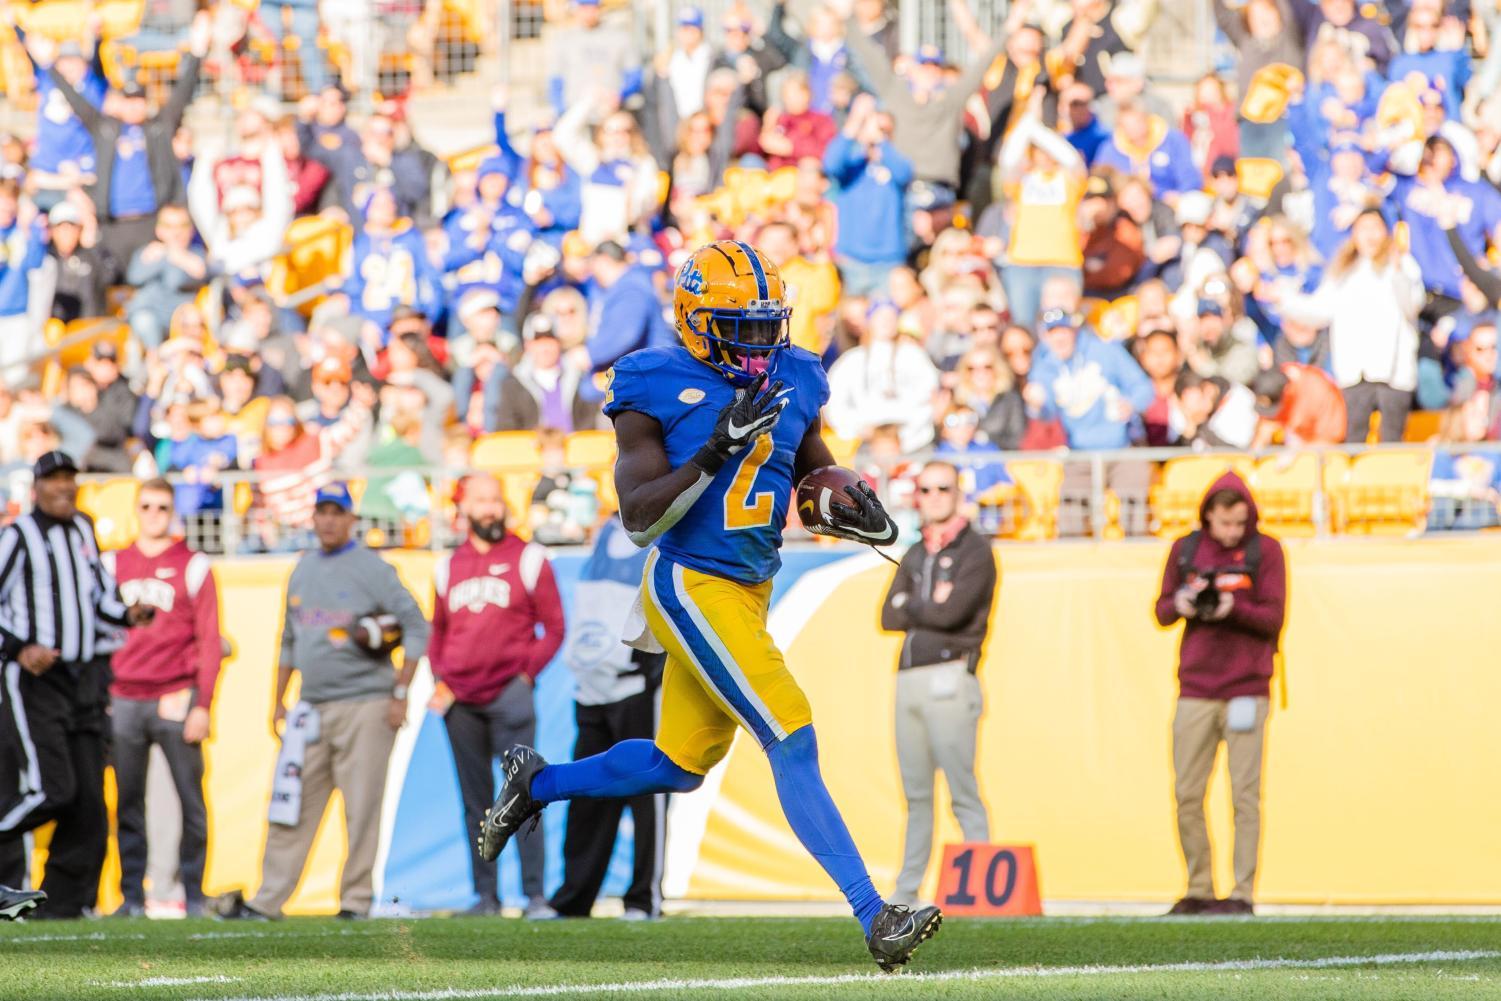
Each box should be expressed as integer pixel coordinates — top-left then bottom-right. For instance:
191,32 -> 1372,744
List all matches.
1155,471 -> 1287,699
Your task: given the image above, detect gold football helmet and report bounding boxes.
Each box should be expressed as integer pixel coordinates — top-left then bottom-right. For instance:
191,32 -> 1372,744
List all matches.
672,240 -> 792,383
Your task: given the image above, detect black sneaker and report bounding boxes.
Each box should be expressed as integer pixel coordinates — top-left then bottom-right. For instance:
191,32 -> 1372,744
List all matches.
0,886 -> 44,921
477,746 -> 548,863
215,891 -> 273,921
866,903 -> 943,973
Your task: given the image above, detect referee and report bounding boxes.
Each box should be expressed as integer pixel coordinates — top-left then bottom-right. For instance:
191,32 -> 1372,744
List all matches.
0,451 -> 154,918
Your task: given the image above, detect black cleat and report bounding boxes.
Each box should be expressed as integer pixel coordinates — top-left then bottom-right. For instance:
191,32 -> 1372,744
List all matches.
0,886 -> 45,921
866,903 -> 943,973
477,745 -> 548,863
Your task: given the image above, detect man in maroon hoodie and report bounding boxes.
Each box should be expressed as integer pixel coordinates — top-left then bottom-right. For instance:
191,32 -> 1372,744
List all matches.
1154,471 -> 1286,917
101,477 -> 223,917
430,473 -> 565,918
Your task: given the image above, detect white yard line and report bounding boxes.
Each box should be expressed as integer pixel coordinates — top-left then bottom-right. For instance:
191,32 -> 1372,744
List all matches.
0,926 -> 385,946
97,976 -> 240,988
194,949 -> 1501,1001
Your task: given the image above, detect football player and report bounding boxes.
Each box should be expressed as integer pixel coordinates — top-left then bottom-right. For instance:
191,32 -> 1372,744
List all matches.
477,240 -> 941,970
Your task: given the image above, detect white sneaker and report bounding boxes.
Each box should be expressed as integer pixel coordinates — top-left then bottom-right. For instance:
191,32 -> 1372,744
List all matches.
620,908 -> 654,922
524,900 -> 558,920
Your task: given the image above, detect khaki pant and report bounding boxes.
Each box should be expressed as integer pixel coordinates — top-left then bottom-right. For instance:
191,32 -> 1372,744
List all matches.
1172,696 -> 1269,903
251,697 -> 395,916
893,661 -> 989,903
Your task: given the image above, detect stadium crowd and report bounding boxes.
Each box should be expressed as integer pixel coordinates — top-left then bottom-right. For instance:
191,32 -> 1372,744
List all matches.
0,0 -> 1500,542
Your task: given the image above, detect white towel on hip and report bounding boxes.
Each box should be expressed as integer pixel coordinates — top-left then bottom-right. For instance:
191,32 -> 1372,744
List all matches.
268,702 -> 320,827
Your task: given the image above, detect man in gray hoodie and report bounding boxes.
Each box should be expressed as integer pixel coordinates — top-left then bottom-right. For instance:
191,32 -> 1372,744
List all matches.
225,482 -> 429,920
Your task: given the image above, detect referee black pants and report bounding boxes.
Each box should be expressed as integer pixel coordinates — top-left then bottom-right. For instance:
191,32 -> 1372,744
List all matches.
550,685 -> 663,918
0,658 -> 111,918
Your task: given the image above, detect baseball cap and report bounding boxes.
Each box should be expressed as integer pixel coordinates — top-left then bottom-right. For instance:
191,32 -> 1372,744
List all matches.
1196,299 -> 1225,317
574,0 -> 600,6
677,6 -> 704,28
458,289 -> 501,324
48,202 -> 82,227
1038,308 -> 1077,332
314,482 -> 354,512
916,44 -> 945,66
476,155 -> 513,181
1084,174 -> 1114,198
907,179 -> 956,211
1209,155 -> 1238,178
33,450 -> 78,480
92,340 -> 118,361
1251,367 -> 1290,417
120,80 -> 147,100
1107,52 -> 1145,80
56,41 -> 84,61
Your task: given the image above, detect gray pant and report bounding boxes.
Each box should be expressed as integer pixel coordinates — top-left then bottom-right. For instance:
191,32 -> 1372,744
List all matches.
1344,380 -> 1411,443
250,697 -> 395,916
111,695 -> 207,910
443,676 -> 545,904
893,661 -> 989,902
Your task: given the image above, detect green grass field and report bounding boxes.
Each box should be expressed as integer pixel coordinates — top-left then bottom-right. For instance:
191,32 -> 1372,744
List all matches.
4,914 -> 1500,1001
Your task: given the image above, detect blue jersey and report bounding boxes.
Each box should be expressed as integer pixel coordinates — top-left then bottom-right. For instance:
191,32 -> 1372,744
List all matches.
603,344 -> 829,585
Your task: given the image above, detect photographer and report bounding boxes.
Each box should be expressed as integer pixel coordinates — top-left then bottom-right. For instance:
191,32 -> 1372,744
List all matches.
1154,473 -> 1286,917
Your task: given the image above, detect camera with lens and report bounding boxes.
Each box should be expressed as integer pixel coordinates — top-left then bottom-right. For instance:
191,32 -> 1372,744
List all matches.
1193,574 -> 1223,619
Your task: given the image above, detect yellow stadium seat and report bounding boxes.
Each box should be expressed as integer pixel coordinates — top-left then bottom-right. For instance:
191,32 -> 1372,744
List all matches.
471,431 -> 541,472
564,429 -> 616,470
1150,455 -> 1255,538
59,317 -> 129,370
1006,459 -> 1064,541
80,477 -> 139,550
1334,449 -> 1431,536
500,471 -> 538,540
1250,452 -> 1320,538
1403,410 -> 1443,443
17,0 -> 143,40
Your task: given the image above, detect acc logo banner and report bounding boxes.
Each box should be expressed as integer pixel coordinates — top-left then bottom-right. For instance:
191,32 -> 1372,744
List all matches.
678,264 -> 706,295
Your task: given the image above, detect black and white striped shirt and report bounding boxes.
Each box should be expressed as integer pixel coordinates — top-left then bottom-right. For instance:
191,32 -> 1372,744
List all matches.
0,512 -> 129,664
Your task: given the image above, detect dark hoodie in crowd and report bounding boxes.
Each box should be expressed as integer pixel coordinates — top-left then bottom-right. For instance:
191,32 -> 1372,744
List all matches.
1154,471 -> 1287,699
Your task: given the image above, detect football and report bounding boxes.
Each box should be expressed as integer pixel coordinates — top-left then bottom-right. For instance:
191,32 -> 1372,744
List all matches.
796,465 -> 866,537
353,613 -> 403,655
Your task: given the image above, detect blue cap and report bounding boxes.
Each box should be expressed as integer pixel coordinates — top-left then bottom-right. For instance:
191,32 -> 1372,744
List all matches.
1038,308 -> 1077,332
1330,140 -> 1362,157
476,154 -> 515,181
678,6 -> 704,28
315,482 -> 354,512
916,44 -> 945,66
574,0 -> 599,5
1196,299 -> 1225,317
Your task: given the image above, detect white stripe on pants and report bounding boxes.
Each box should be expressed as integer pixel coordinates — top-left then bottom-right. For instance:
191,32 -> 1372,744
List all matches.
893,661 -> 988,902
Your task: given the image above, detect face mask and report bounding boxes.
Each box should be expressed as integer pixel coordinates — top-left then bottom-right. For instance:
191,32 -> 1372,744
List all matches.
472,517 -> 506,543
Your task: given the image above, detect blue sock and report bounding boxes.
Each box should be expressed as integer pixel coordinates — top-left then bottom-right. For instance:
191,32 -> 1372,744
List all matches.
529,739 -> 703,802
766,726 -> 885,935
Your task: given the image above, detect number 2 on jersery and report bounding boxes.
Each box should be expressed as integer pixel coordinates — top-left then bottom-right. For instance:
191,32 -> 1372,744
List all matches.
724,435 -> 775,530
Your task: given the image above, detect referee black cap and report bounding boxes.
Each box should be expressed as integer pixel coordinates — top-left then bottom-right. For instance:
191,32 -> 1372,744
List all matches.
33,450 -> 79,480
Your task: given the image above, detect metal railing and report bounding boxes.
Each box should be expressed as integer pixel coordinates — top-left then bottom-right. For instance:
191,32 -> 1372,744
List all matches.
45,439 -> 1501,559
